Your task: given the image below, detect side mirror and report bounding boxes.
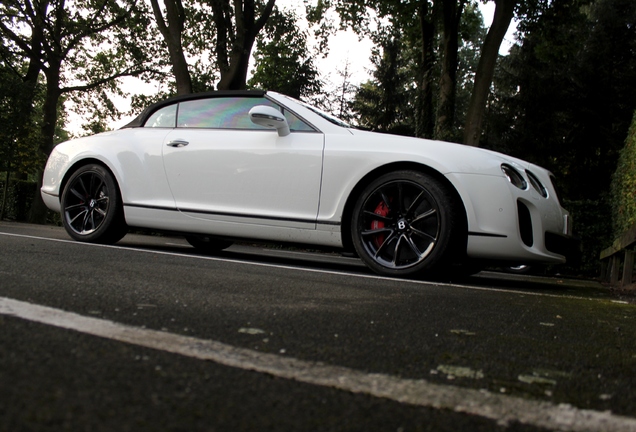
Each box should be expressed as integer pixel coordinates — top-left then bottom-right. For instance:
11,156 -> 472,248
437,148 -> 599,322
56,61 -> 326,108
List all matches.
249,105 -> 290,137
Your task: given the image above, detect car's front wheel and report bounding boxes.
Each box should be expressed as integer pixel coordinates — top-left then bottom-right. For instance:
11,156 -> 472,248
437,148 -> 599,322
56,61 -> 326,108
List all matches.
351,170 -> 464,278
61,164 -> 127,244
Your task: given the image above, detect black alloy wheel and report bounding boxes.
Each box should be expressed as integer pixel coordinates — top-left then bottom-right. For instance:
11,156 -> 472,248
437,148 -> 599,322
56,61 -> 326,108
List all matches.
351,170 -> 464,277
61,164 -> 127,243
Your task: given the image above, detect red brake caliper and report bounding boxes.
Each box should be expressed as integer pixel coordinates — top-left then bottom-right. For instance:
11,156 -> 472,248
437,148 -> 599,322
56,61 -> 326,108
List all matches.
371,201 -> 389,249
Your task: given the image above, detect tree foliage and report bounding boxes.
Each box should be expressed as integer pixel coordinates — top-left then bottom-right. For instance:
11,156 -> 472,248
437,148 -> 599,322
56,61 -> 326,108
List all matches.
308,0 -> 515,143
487,0 -> 636,201
462,0 -> 517,146
611,112 -> 636,237
150,0 -> 193,95
347,3 -> 485,141
352,35 -> 414,135
148,0 -> 276,92
307,0 -> 437,137
210,0 -> 276,90
248,7 -> 321,99
0,57 -> 42,176
0,0 -> 155,222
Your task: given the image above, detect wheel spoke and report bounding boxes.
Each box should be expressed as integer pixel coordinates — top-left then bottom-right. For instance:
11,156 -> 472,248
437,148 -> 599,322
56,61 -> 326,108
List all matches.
362,210 -> 392,223
397,183 -> 405,214
411,226 -> 437,242
403,234 -> 423,258
69,209 -> 88,226
361,227 -> 393,237
81,210 -> 92,232
406,191 -> 426,216
92,177 -> 105,196
88,174 -> 96,196
70,187 -> 85,202
391,235 -> 405,265
410,208 -> 436,225
374,231 -> 398,259
65,203 -> 86,211
77,177 -> 89,197
88,210 -> 99,232
379,190 -> 392,213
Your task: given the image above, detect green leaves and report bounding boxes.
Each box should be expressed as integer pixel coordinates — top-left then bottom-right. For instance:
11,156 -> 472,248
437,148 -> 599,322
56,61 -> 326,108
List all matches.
248,7 -> 321,99
611,111 -> 636,238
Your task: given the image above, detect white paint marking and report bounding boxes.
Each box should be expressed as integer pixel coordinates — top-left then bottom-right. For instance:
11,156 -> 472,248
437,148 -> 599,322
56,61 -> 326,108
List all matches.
0,231 -> 604,302
1,296 -> 635,432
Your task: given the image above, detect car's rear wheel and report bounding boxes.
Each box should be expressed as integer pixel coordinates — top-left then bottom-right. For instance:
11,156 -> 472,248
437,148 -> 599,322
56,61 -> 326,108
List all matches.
351,170 -> 464,278
61,164 -> 127,244
186,235 -> 233,253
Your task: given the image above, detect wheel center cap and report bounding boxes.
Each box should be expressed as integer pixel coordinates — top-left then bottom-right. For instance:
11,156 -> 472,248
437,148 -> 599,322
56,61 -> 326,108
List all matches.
397,218 -> 408,231
89,199 -> 96,209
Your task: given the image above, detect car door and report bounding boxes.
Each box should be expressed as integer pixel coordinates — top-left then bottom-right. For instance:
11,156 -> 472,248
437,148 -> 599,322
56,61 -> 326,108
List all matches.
161,96 -> 324,228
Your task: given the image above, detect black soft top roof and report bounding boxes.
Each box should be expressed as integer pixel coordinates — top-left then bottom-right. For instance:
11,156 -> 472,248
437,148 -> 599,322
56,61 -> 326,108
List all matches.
122,90 -> 267,129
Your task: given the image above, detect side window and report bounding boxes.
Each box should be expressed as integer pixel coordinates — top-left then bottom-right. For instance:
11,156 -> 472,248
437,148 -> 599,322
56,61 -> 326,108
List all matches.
144,104 -> 177,128
176,97 -> 315,132
283,110 -> 315,132
177,98 -> 268,129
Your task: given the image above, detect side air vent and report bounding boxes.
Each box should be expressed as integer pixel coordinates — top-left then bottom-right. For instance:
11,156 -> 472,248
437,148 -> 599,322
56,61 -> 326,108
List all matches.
517,201 -> 533,247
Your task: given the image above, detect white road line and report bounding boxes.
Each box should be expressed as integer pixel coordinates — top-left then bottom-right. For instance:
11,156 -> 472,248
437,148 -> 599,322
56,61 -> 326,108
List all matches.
0,231 -> 600,301
1,296 -> 634,432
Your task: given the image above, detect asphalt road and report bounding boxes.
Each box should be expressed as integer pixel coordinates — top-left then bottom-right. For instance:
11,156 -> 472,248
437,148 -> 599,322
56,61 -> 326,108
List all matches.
1,221 -> 635,432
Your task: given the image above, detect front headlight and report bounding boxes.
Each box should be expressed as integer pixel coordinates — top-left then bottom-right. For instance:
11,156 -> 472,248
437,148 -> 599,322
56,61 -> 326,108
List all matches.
501,164 -> 527,190
526,170 -> 548,198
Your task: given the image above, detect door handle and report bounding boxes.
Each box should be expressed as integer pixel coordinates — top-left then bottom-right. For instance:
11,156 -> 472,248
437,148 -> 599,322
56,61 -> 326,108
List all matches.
167,139 -> 189,148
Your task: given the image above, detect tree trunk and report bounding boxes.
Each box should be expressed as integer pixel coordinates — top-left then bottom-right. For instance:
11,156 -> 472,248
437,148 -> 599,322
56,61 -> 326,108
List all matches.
436,0 -> 465,142
463,0 -> 516,146
150,0 -> 192,95
214,0 -> 275,91
416,0 -> 436,139
28,65 -> 62,224
0,165 -> 10,221
217,36 -> 257,90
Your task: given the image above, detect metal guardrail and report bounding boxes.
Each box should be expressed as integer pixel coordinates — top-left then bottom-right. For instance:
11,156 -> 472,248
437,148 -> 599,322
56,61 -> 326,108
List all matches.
599,224 -> 636,286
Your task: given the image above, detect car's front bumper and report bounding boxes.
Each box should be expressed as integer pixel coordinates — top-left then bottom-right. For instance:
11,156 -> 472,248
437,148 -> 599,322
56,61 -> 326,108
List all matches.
450,172 -> 575,265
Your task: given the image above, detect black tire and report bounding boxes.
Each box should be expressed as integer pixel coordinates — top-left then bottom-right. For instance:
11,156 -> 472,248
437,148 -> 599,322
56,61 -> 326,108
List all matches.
185,235 -> 233,253
351,170 -> 465,278
61,164 -> 127,244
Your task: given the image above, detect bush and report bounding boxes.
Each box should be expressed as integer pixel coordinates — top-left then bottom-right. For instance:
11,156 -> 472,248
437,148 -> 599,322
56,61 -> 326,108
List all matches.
611,110 -> 636,237
561,198 -> 612,276
0,177 -> 60,224
0,178 -> 36,221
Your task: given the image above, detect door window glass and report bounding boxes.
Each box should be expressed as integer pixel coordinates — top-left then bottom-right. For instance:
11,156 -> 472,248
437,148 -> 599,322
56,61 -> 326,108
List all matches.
176,97 -> 315,132
144,104 -> 177,128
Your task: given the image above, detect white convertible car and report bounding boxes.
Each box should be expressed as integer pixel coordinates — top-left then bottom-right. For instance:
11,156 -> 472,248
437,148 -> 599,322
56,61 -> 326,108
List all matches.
41,91 -> 574,277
